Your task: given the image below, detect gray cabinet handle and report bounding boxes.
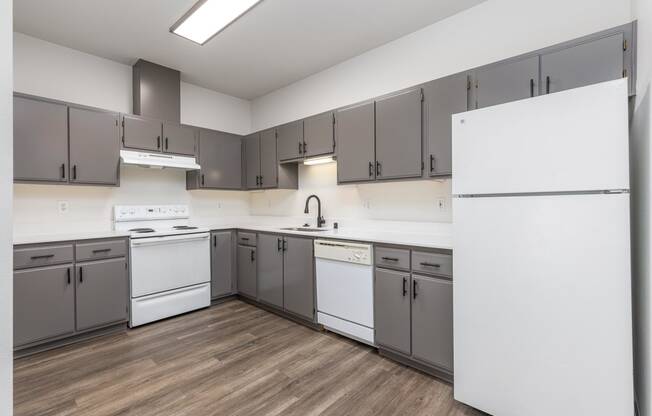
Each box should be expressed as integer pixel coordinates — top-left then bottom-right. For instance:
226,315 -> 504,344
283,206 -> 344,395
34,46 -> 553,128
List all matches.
369,162 -> 374,177
79,266 -> 83,283
256,175 -> 260,186
402,277 -> 407,297
413,280 -> 417,299
381,256 -> 399,262
72,165 -> 77,180
259,175 -> 263,186
165,137 -> 169,150
283,239 -> 288,252
299,142 -> 303,154
60,163 -> 66,179
546,76 -> 551,94
420,262 -> 441,268
241,237 -> 249,241
303,141 -> 307,154
92,248 -> 111,253
250,250 -> 255,262
157,136 -> 161,149
376,161 -> 381,177
430,155 -> 435,172
67,268 -> 71,285
530,78 -> 535,97
277,237 -> 282,251
30,254 -> 54,260
201,174 -> 205,186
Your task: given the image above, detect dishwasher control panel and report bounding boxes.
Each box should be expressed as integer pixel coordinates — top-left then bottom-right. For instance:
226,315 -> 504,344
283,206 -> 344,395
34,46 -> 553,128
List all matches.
314,240 -> 373,265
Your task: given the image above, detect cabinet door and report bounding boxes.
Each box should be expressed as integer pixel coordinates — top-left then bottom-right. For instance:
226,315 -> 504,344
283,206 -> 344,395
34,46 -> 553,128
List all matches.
283,237 -> 314,320
122,114 -> 162,152
374,268 -> 411,355
197,129 -> 221,188
69,107 -> 120,185
375,89 -> 423,180
336,102 -> 376,183
277,121 -> 303,161
411,274 -> 453,371
257,234 -> 284,308
76,258 -> 128,331
474,55 -> 539,109
244,133 -> 261,189
424,73 -> 468,177
541,33 -> 624,95
163,123 -> 196,156
211,231 -> 235,298
237,245 -> 257,298
14,264 -> 75,346
303,112 -> 334,158
13,96 -> 68,182
209,130 -> 242,189
260,128 -> 278,189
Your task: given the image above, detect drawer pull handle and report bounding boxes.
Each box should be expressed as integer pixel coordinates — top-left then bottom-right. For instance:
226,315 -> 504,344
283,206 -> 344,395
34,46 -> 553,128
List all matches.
241,237 -> 249,241
420,262 -> 441,268
402,277 -> 407,297
92,248 -> 112,253
381,256 -> 399,262
30,254 -> 54,260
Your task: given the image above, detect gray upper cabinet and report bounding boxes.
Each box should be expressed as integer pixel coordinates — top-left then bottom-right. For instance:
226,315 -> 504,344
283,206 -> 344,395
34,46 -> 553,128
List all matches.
303,112 -> 334,158
237,244 -> 257,299
474,55 -> 539,109
283,236 -> 314,320
424,73 -> 468,177
411,274 -> 453,372
211,231 -> 235,298
69,107 -> 120,185
14,264 -> 75,347
375,89 -> 423,180
374,267 -> 411,355
336,102 -> 376,183
260,128 -> 278,189
244,133 -> 261,189
13,96 -> 68,183
163,122 -> 196,156
121,114 -> 162,152
75,258 -> 128,331
277,121 -> 303,161
541,33 -> 625,95
196,129 -> 242,189
257,234 -> 284,308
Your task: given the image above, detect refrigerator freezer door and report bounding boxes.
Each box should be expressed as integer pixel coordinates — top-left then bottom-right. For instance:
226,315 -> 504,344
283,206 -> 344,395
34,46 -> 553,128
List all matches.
453,193 -> 633,416
452,79 -> 629,196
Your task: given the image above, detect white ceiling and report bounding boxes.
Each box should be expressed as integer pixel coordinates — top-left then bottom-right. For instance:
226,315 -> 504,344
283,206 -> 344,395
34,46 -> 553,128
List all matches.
13,0 -> 484,100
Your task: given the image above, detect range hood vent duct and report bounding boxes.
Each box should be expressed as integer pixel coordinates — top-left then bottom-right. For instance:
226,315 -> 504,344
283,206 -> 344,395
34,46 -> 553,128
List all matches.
133,59 -> 180,123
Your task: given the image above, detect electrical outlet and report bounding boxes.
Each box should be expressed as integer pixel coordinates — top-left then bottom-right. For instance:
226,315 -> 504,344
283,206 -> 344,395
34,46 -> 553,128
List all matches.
57,200 -> 69,214
436,198 -> 446,212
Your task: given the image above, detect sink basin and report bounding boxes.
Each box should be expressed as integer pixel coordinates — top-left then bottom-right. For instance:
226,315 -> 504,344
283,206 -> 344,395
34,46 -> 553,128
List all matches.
280,227 -> 330,232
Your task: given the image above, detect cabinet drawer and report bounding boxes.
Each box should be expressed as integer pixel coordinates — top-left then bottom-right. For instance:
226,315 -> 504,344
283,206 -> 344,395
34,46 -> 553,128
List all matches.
411,251 -> 452,277
375,246 -> 410,271
14,244 -> 74,270
237,232 -> 257,247
76,239 -> 127,262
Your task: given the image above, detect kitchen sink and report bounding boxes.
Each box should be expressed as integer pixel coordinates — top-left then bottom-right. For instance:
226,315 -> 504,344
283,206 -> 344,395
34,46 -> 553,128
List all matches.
280,227 -> 330,232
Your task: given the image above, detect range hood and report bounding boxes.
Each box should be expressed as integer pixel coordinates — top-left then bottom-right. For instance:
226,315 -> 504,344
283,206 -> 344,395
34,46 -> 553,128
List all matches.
120,150 -> 200,170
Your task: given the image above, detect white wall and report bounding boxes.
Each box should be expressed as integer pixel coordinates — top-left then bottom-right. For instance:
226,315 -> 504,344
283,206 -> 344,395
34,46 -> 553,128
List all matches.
631,0 -> 652,414
1,2 -> 13,415
250,164 -> 451,223
12,34 -> 253,234
251,0 -> 632,130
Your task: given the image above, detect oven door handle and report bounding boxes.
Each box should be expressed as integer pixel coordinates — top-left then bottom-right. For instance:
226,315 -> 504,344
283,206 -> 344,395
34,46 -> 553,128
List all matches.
130,233 -> 210,247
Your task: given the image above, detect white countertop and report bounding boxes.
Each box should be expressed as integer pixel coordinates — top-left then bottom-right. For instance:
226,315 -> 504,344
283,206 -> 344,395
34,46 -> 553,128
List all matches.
13,217 -> 452,250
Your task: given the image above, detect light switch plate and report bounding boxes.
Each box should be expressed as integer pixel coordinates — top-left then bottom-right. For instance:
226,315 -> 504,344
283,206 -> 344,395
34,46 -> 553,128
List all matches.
436,198 -> 446,211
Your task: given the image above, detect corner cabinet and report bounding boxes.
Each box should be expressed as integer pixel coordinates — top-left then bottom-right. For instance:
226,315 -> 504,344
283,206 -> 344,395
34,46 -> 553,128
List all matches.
187,128 -> 242,190
14,95 -> 120,186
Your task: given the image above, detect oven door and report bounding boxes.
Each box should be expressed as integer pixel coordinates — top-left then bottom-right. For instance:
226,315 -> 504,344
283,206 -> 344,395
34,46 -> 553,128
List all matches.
130,232 -> 210,298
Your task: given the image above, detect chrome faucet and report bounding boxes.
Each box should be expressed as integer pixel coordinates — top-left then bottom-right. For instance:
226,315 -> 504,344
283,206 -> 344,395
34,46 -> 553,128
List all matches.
304,194 -> 326,228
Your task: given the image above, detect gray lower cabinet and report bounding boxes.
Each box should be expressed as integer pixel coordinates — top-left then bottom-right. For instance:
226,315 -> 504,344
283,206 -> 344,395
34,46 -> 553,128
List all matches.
237,244 -> 257,298
374,267 -> 411,355
211,231 -> 235,298
424,73 -> 469,177
374,89 -> 423,180
336,102 -> 376,183
191,129 -> 242,189
277,121 -> 303,161
244,133 -> 261,189
260,128 -> 279,188
163,122 -> 196,156
283,236 -> 314,320
69,107 -> 120,185
14,264 -> 75,347
303,112 -> 334,158
411,274 -> 453,372
121,114 -> 162,152
257,234 -> 284,308
541,32 -> 625,95
473,55 -> 539,109
76,258 -> 128,331
13,96 -> 68,183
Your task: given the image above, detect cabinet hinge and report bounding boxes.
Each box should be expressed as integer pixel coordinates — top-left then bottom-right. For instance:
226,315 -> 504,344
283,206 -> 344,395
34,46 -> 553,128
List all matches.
623,39 -> 628,51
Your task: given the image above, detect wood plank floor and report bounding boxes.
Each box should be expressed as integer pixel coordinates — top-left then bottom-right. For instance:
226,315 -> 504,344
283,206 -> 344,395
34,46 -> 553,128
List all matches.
14,300 -> 485,416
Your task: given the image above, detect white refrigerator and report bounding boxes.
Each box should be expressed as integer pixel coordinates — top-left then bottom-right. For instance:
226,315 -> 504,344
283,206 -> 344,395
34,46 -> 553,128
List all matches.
452,79 -> 634,416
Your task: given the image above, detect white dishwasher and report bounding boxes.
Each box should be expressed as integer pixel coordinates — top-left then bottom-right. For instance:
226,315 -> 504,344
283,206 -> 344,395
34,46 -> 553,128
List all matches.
315,240 -> 374,345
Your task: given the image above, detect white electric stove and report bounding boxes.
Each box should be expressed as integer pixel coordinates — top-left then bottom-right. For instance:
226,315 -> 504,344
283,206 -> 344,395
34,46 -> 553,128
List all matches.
114,205 -> 211,327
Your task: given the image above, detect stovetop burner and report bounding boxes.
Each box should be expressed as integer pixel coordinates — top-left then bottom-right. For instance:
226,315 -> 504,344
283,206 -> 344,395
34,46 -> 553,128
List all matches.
173,226 -> 198,230
129,228 -> 155,233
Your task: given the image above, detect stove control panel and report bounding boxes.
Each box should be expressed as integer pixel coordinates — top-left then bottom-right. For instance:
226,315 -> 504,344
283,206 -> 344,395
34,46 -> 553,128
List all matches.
114,205 -> 189,221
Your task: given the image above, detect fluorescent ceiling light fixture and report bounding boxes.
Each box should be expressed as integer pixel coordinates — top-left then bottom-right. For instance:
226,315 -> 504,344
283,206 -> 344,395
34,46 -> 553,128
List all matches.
303,156 -> 335,166
171,0 -> 263,45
